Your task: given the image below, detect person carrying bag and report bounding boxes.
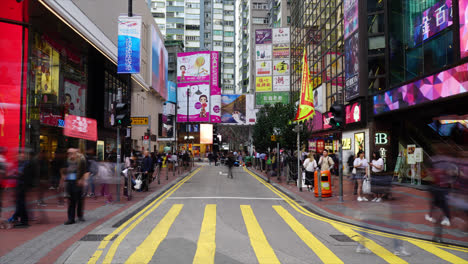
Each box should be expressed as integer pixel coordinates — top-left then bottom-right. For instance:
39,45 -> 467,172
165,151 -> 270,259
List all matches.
303,153 -> 317,191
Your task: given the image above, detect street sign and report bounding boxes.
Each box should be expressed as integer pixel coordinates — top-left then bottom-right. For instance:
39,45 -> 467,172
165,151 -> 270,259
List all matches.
144,135 -> 150,140
271,135 -> 276,141
131,116 -> 149,125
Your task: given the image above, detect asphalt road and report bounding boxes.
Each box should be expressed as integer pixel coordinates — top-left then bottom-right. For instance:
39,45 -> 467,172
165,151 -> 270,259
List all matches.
61,165 -> 468,264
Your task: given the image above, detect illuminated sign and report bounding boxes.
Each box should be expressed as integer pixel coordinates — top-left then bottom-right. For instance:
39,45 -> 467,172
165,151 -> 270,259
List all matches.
342,138 -> 351,150
345,102 -> 361,124
375,133 -> 389,145
413,0 -> 453,46
200,124 -> 213,144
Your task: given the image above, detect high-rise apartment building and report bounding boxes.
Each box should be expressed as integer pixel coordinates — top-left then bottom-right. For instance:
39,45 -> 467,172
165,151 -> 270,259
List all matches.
268,0 -> 291,28
151,0 -> 235,93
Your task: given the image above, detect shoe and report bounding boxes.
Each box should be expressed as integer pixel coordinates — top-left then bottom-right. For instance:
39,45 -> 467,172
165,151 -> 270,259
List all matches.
394,247 -> 411,256
357,197 -> 363,202
425,214 -> 436,223
372,198 -> 378,202
78,217 -> 85,222
64,220 -> 75,225
362,197 -> 368,201
441,217 -> 451,226
13,223 -> 29,228
376,198 -> 382,203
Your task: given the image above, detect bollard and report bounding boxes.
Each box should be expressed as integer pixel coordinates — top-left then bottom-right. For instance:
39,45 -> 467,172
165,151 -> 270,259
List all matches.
158,167 -> 161,184
166,163 -> 169,180
317,168 -> 322,201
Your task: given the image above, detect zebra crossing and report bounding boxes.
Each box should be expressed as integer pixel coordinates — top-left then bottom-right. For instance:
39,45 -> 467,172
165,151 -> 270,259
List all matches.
83,202 -> 467,264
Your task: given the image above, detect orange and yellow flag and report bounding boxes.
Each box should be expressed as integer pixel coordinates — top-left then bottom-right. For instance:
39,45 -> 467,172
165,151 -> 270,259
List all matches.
294,49 -> 315,121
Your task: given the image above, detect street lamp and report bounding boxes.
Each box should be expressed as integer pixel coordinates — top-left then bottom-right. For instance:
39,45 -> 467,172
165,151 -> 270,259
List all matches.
186,87 -> 190,153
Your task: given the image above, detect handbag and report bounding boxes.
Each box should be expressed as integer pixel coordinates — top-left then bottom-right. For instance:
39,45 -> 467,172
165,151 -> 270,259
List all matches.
134,175 -> 142,190
362,177 -> 371,194
352,168 -> 357,175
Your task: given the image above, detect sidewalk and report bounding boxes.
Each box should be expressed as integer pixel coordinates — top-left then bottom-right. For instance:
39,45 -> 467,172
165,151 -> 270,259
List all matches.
248,166 -> 468,247
0,165 -> 197,259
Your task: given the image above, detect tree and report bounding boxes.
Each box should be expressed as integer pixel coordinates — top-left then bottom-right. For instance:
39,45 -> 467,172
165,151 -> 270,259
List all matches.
252,103 -> 311,153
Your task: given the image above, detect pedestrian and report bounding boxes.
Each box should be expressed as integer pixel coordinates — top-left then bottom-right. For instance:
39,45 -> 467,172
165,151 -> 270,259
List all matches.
347,154 -> 357,195
226,152 -> 235,178
370,151 -> 385,202
11,151 -> 35,228
318,149 -> 334,172
141,151 -> 152,192
303,153 -> 317,191
353,150 -> 369,202
208,152 -> 213,166
84,148 -> 98,198
64,148 -> 87,225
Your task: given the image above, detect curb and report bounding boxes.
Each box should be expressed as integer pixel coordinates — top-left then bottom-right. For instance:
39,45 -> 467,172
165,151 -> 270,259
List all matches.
247,167 -> 468,248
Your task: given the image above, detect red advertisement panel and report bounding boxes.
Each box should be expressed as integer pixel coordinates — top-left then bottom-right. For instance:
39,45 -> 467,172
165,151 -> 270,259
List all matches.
64,115 -> 97,141
322,112 -> 334,130
345,102 -> 361,124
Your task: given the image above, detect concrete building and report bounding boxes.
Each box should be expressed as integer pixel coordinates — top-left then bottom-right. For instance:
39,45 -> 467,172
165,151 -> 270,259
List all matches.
151,0 -> 235,94
268,0 -> 291,28
236,0 -> 270,94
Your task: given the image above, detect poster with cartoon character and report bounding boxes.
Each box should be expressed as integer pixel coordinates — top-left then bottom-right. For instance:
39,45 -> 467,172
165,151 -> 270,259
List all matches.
177,51 -> 211,82
176,82 -> 210,122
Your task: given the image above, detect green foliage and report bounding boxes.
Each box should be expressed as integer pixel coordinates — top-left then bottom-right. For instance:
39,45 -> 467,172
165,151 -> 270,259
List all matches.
252,103 -> 311,152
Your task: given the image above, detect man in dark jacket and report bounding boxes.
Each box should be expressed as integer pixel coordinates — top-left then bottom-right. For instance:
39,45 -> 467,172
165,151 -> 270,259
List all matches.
12,151 -> 36,228
63,148 -> 87,225
141,151 -> 152,191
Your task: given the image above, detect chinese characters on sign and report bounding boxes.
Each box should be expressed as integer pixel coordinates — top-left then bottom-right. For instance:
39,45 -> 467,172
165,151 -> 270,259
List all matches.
255,92 -> 290,106
255,76 -> 273,92
273,76 -> 290,91
64,115 -> 97,141
117,16 -> 142,74
413,0 -> 453,46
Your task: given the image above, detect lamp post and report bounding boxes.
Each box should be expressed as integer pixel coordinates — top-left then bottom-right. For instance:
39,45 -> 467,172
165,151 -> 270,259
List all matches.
186,87 -> 190,152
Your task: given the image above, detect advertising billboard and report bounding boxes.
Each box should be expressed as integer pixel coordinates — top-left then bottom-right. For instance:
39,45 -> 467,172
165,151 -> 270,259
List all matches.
255,76 -> 273,92
345,32 -> 359,101
273,59 -> 290,75
151,25 -> 168,99
255,92 -> 290,106
322,112 -> 335,130
255,29 -> 272,44
221,94 -> 246,124
177,51 -> 211,82
245,94 -> 257,124
345,101 -> 361,124
273,44 -> 290,59
167,81 -> 177,104
273,76 -> 290,91
413,0 -> 452,46
117,16 -> 141,73
200,124 -> 213,144
176,82 -> 210,122
255,44 -> 272,61
210,51 -> 221,123
272,27 -> 290,43
460,0 -> 468,58
256,61 -> 272,76
343,0 -> 358,39
64,115 -> 97,141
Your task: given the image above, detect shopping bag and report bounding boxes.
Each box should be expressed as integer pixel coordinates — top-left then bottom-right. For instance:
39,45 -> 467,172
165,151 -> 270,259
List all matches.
362,177 -> 371,194
134,175 -> 142,190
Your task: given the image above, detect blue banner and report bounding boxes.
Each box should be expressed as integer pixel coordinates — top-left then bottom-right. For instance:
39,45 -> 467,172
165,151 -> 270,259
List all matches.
117,16 -> 141,74
167,81 -> 177,103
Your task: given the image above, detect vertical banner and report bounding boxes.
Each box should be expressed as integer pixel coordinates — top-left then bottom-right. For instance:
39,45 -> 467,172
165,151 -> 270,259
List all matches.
245,94 -> 258,124
344,0 -> 358,39
460,0 -> 468,58
117,16 -> 141,73
167,81 -> 177,103
200,124 -> 213,144
344,0 -> 359,101
151,25 -> 168,100
176,82 -> 210,122
210,51 -> 221,123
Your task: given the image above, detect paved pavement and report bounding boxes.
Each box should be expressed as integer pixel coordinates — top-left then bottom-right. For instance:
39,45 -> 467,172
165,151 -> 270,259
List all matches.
44,165 -> 468,264
248,165 -> 468,247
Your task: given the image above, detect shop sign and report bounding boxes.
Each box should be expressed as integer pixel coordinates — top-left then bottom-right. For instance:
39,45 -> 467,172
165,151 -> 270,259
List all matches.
407,144 -> 416,164
117,15 -> 142,74
375,132 -> 389,145
131,116 -> 149,125
316,140 -> 325,153
308,140 -> 317,152
255,76 -> 273,92
255,92 -> 289,106
40,113 -> 63,128
414,148 -> 423,162
322,112 -> 335,129
64,115 -> 97,141
342,138 -> 351,150
379,147 -> 388,171
345,101 -> 361,124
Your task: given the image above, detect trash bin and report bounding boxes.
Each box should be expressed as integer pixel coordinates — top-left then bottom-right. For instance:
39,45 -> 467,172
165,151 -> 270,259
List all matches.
314,170 -> 332,197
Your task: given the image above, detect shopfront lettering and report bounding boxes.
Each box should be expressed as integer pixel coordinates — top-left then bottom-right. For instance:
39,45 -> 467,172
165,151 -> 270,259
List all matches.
375,133 -> 388,145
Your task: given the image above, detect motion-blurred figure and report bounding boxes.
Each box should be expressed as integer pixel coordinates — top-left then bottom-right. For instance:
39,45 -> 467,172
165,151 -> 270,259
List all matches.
11,151 -> 35,228
63,148 -> 87,225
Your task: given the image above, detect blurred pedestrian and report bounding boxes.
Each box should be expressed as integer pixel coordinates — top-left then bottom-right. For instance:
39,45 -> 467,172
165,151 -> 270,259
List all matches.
11,151 -> 35,228
303,153 -> 317,191
141,151 -> 152,192
63,148 -> 87,225
370,151 -> 385,202
84,148 -> 98,198
353,150 -> 369,202
347,154 -> 357,195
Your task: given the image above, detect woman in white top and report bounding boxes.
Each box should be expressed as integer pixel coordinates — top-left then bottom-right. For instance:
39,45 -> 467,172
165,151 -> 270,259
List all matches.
353,150 -> 369,201
303,153 -> 317,191
370,151 -> 385,202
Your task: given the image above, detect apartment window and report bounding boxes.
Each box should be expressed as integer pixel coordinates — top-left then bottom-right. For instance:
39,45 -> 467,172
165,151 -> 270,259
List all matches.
186,3 -> 200,8
166,12 -> 174,17
166,23 -> 176,28
167,1 -> 174,6
224,31 -> 234,37
253,3 -> 268,9
204,33 -> 211,38
177,23 -> 184,29
186,25 -> 200,30
176,34 -> 184,40
213,30 -> 223,35
214,41 -> 222,46
214,20 -> 223,25
224,21 -> 234,26
186,14 -> 199,19
153,13 -> 165,18
213,9 -> 223,14
252,17 -> 268,24
224,10 -> 234,15
159,24 -> 166,30
224,42 -> 234,47
186,36 -> 200,41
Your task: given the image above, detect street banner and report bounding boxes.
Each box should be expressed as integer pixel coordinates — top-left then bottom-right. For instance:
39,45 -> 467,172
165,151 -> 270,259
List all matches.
245,94 -> 257,124
293,49 -> 315,121
255,76 -> 273,92
211,51 -> 221,123
64,115 -> 97,141
344,0 -> 358,39
151,25 -> 168,99
221,94 -> 246,124
176,82 -> 210,122
177,51 -> 211,82
117,16 -> 142,73
255,92 -> 290,106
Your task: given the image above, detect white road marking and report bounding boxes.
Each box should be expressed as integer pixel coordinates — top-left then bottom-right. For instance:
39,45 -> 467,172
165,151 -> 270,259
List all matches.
167,196 -> 284,200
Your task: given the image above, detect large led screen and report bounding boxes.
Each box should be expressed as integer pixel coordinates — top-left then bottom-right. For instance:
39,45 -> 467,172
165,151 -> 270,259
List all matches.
413,0 -> 453,46
460,0 -> 468,58
200,124 -> 213,144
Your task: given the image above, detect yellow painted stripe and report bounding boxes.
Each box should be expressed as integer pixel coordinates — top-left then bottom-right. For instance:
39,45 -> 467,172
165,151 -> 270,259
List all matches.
331,223 -> 408,264
240,205 -> 280,264
125,204 -> 184,264
273,205 -> 344,264
410,241 -> 468,264
243,167 -> 468,254
193,204 -> 217,264
101,168 -> 201,264
87,250 -> 102,264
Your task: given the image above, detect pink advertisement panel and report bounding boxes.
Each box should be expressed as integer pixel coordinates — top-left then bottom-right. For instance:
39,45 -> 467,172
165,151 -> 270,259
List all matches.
344,0 -> 358,39
176,82 -> 210,122
460,0 -> 468,58
374,62 -> 468,114
210,51 -> 221,123
345,101 -> 361,124
177,51 -> 211,82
